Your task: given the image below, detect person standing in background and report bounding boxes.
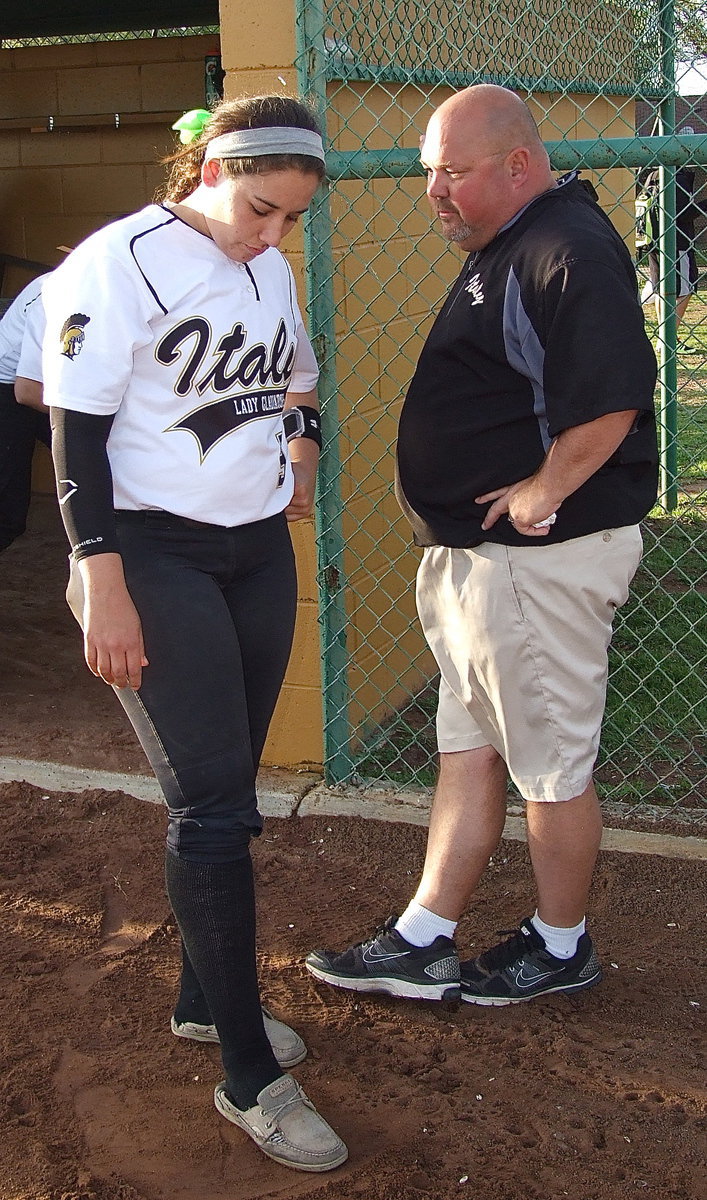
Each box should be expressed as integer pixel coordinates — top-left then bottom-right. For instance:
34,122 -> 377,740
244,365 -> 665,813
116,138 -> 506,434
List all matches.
0,275 -> 51,552
640,127 -> 707,351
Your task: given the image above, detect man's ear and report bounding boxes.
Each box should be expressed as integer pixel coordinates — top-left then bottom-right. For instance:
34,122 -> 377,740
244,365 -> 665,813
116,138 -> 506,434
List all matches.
507,147 -> 530,184
201,157 -> 222,188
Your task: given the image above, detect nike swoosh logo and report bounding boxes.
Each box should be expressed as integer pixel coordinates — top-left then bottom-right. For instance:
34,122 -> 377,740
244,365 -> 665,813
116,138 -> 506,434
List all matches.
514,967 -> 556,988
362,947 -> 410,964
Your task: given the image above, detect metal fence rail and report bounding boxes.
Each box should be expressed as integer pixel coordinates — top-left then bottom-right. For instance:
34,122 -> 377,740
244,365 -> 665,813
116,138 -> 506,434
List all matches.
297,0 -> 706,821
0,28 -> 219,48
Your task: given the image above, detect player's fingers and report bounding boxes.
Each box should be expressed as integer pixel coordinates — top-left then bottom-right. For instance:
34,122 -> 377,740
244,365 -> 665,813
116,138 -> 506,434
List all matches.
475,487 -> 510,504
123,659 -> 142,690
122,631 -> 148,690
111,656 -> 131,689
94,646 -> 118,686
285,505 -> 310,522
481,498 -> 509,530
86,639 -> 118,684
285,487 -> 313,521
84,639 -> 101,679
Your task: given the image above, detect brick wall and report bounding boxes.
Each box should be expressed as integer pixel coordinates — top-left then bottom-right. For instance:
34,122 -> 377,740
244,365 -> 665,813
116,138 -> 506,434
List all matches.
0,34 -> 220,297
0,35 -> 220,502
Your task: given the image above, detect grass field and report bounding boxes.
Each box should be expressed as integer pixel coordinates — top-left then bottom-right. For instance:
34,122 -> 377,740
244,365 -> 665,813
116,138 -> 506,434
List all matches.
355,294 -> 707,816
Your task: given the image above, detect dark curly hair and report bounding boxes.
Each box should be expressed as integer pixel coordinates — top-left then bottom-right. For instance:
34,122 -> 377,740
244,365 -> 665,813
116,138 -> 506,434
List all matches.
156,94 -> 325,203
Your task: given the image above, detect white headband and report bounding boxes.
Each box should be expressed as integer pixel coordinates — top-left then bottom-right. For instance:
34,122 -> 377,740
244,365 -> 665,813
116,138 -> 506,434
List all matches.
205,126 -> 325,162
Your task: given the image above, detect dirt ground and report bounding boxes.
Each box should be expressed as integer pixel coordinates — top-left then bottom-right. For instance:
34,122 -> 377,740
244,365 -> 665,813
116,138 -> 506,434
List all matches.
0,498 -> 148,776
1,499 -> 706,1200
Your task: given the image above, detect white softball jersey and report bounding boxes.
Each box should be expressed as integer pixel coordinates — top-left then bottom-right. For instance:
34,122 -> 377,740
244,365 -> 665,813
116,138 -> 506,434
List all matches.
16,284 -> 46,384
0,274 -> 48,384
42,206 -> 319,527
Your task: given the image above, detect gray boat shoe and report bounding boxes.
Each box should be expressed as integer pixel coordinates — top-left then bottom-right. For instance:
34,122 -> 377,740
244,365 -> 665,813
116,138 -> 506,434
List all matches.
170,1005 -> 307,1068
214,1074 -> 348,1172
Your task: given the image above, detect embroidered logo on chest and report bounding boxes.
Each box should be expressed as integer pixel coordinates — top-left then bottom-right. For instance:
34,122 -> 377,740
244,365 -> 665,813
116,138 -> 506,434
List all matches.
463,273 -> 485,306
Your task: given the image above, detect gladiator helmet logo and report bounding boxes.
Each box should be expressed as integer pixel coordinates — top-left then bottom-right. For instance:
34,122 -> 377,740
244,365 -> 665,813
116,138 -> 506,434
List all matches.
60,313 -> 91,359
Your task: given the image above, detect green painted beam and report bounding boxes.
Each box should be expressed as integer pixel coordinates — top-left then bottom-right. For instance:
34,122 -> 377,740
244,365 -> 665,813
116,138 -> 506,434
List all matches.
657,0 -> 679,513
326,135 -> 707,179
295,0 -> 353,785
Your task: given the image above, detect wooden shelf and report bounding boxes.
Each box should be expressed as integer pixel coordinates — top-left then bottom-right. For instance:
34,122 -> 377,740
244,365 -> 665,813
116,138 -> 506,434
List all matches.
0,110 -> 182,132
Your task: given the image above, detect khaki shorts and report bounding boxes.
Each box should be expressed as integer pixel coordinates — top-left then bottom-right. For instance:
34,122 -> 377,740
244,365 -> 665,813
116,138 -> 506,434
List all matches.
416,527 -> 643,802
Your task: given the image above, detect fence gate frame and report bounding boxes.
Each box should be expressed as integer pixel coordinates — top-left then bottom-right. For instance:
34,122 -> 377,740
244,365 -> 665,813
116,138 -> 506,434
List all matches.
294,0 -> 707,806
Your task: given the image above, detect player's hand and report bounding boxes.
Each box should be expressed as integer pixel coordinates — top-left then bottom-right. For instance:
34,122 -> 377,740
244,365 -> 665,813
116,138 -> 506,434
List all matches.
78,554 -> 149,689
476,478 -> 560,537
285,440 -> 319,522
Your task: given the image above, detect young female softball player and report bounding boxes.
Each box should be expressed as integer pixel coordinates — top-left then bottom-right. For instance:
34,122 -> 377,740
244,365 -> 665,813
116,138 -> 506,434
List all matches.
42,94 -> 346,1173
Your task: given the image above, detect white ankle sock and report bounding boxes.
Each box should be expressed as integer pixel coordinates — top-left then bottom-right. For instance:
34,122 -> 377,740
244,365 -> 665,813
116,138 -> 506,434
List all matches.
395,901 -> 457,947
531,910 -> 585,960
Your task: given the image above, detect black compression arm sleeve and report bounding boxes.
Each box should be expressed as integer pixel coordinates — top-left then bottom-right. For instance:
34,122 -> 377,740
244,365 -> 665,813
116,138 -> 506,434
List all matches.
50,407 -> 120,560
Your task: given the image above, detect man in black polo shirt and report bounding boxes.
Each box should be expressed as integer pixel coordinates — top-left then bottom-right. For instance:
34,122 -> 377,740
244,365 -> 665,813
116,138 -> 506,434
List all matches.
307,84 -> 658,1006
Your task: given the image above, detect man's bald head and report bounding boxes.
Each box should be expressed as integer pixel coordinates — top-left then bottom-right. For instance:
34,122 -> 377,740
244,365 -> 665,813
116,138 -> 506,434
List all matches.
434,85 -> 547,161
421,85 -> 556,251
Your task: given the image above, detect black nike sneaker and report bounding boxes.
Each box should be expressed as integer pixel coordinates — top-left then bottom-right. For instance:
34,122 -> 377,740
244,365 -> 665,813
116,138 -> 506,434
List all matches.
460,917 -> 602,1006
305,916 -> 461,1002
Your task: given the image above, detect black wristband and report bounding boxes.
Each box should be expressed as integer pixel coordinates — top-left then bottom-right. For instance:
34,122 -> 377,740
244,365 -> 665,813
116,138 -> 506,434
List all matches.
283,405 -> 322,449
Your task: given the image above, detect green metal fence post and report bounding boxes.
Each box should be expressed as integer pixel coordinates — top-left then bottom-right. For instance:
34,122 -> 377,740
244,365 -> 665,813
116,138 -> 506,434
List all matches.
295,0 -> 353,783
658,0 -> 679,512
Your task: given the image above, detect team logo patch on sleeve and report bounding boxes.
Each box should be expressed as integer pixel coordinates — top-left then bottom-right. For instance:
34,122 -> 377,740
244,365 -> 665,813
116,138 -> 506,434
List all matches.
60,313 -> 91,359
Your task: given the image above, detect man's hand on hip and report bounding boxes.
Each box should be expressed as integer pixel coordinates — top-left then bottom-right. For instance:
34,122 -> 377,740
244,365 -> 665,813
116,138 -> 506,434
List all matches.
476,477 -> 559,537
476,410 -> 641,537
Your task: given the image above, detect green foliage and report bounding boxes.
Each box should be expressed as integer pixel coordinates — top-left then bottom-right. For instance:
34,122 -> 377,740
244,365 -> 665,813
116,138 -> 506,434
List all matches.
626,0 -> 707,91
676,0 -> 707,59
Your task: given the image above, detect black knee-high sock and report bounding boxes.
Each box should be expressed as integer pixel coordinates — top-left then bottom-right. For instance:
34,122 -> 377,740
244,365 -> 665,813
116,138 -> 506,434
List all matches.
174,938 -> 212,1026
165,850 -> 282,1109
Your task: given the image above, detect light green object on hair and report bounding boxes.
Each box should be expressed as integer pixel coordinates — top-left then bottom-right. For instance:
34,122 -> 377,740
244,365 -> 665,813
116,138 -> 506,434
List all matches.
172,109 -> 212,145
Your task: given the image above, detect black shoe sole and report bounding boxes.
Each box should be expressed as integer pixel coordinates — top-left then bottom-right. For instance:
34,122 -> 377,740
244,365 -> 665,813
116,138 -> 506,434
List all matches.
460,969 -> 602,1006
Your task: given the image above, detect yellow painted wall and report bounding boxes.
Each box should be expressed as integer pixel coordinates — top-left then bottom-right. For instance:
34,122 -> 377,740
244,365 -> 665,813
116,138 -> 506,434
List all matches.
218,0 -> 325,768
0,34 -> 219,289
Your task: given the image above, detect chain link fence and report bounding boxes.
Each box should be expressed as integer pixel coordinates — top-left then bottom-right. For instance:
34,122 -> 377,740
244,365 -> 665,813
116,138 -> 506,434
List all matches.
296,0 -> 706,823
0,28 -> 219,49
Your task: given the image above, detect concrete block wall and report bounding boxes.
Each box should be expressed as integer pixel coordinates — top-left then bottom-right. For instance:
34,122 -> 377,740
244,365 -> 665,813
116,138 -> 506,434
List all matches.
0,34 -> 220,297
217,0 -> 325,769
0,33 -> 221,501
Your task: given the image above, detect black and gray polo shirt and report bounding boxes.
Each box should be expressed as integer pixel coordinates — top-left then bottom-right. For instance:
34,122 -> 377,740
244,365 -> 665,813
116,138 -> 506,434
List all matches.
396,175 -> 659,548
